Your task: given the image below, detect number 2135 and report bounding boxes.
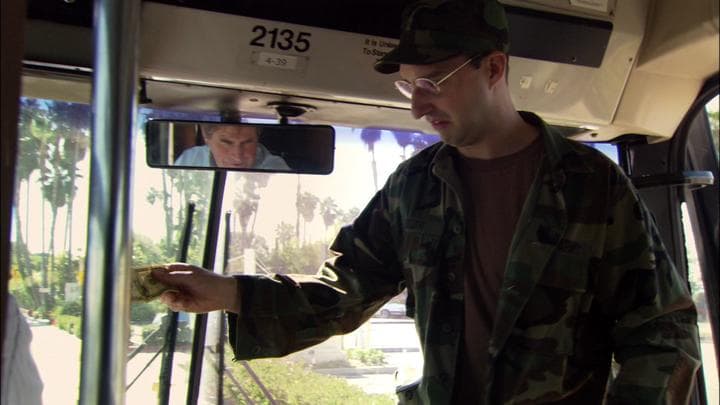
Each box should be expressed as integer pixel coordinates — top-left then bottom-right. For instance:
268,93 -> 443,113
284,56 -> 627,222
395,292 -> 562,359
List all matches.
250,25 -> 311,53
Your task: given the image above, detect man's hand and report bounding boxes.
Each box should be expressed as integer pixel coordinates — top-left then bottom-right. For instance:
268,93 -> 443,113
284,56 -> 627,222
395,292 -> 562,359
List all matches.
151,263 -> 241,314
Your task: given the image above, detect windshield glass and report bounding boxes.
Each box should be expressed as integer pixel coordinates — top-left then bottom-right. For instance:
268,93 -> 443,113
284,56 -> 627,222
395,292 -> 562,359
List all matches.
207,125 -> 439,402
11,97 -> 628,403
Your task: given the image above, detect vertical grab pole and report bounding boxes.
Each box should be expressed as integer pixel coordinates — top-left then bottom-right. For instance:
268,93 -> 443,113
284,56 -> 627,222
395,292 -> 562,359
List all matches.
158,202 -> 196,405
187,172 -> 227,405
79,0 -> 141,404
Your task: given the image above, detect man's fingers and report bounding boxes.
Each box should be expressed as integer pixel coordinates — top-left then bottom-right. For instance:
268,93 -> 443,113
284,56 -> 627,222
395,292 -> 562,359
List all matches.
159,290 -> 185,312
159,290 -> 176,304
151,267 -> 193,286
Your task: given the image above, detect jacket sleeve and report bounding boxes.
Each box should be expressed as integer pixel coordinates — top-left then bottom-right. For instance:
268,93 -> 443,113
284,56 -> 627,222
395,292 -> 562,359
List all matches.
600,171 -> 701,404
227,186 -> 405,360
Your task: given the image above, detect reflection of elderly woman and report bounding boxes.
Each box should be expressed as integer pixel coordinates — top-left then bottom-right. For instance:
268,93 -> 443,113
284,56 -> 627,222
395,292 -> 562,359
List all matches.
175,124 -> 290,170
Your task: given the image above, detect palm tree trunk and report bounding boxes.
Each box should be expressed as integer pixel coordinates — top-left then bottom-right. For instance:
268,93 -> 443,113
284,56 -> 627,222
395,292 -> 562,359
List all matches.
47,135 -> 62,305
48,206 -> 58,306
161,170 -> 174,255
13,189 -> 41,306
65,133 -> 81,278
250,211 -> 258,246
25,177 -> 30,244
39,140 -> 49,312
41,194 -> 48,311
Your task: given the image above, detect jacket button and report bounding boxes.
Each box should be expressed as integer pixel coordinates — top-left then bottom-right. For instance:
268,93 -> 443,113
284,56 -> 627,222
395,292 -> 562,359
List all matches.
446,272 -> 456,282
452,224 -> 462,234
442,323 -> 452,333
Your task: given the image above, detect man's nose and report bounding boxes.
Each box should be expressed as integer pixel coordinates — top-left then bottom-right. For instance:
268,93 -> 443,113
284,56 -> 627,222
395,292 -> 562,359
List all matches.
232,146 -> 245,159
410,91 -> 432,119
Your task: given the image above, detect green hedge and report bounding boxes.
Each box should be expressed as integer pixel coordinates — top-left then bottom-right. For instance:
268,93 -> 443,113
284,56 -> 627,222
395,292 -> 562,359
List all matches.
53,300 -> 82,317
56,314 -> 82,338
224,357 -> 395,405
130,302 -> 157,324
346,348 -> 387,366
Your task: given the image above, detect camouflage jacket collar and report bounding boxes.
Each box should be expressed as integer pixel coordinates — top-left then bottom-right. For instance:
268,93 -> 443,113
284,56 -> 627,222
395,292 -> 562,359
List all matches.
427,111 -> 596,184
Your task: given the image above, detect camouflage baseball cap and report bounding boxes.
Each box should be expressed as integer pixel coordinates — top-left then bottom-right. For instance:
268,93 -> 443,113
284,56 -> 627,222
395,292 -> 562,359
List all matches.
374,0 -> 510,74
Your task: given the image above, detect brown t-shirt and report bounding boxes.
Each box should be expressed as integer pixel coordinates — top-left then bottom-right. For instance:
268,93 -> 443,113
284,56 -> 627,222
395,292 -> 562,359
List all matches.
453,136 -> 544,402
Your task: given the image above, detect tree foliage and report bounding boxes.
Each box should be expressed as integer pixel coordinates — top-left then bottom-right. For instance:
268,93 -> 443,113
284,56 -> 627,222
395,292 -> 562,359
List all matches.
708,109 -> 718,159
225,357 -> 395,405
13,99 -> 90,311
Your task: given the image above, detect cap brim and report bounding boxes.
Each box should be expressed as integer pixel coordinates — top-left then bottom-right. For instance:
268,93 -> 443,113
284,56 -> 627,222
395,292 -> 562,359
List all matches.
374,44 -> 460,74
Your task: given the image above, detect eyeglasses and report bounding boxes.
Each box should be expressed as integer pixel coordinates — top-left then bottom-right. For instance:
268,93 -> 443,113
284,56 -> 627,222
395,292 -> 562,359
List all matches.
394,57 -> 477,99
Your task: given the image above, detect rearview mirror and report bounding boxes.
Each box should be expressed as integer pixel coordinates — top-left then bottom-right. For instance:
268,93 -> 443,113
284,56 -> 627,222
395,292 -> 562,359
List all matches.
145,120 -> 335,174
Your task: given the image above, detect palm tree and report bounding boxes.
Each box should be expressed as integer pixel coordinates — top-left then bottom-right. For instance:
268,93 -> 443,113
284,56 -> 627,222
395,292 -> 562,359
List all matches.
171,170 -> 213,260
339,207 -> 361,225
234,191 -> 259,248
39,115 -> 76,304
360,128 -> 382,191
146,172 -> 175,256
392,130 -> 413,161
13,98 -> 46,306
319,197 -> 339,242
22,100 -> 55,311
146,169 -> 212,264
245,174 -> 269,237
296,191 -> 319,245
50,101 -> 90,298
232,173 -> 270,249
274,222 -> 295,250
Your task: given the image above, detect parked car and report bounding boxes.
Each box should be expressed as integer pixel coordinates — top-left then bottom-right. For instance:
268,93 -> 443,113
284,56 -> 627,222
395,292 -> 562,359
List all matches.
375,302 -> 406,318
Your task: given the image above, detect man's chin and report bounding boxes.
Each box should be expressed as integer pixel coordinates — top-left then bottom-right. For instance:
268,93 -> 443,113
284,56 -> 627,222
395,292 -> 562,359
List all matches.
436,131 -> 459,146
220,162 -> 250,168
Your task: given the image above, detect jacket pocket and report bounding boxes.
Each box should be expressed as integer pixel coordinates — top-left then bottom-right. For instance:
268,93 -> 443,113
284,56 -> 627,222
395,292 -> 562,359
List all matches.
402,216 -> 443,283
493,346 -> 594,404
513,249 -> 592,355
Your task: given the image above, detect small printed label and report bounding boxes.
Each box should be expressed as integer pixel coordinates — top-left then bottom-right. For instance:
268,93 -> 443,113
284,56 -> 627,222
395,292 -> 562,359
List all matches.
569,0 -> 608,12
255,52 -> 299,70
362,37 -> 398,58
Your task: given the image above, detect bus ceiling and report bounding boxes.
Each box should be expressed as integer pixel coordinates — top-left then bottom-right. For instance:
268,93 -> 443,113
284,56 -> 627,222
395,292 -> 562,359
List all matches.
23,0 -> 720,141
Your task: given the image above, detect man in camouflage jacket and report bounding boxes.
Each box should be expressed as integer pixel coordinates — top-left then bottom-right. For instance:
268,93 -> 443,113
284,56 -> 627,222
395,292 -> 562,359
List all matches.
155,0 -> 701,403
221,111 -> 700,404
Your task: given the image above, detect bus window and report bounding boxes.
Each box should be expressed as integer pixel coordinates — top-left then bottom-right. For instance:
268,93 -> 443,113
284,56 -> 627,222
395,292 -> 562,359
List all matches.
586,142 -> 619,164
204,125 -> 440,403
11,99 -> 225,404
683,203 -> 718,405
682,94 -> 719,405
12,97 -> 91,405
125,108 -> 221,403
708,96 -> 720,160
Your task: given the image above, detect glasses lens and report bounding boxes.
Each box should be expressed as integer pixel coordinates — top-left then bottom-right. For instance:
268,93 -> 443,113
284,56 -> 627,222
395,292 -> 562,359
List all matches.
394,80 -> 414,99
414,78 -> 440,94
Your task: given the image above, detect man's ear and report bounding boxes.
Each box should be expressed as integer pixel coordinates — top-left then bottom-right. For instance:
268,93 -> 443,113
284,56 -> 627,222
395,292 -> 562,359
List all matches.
486,52 -> 507,88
